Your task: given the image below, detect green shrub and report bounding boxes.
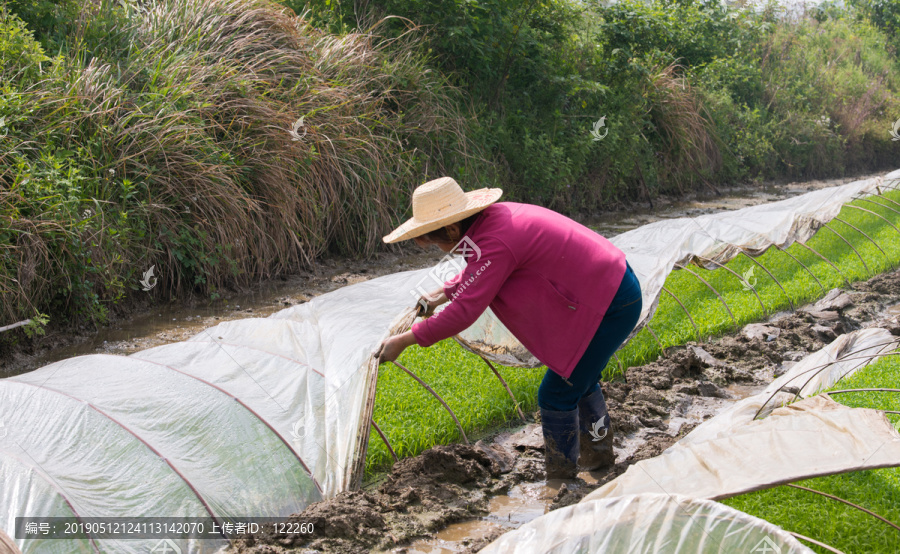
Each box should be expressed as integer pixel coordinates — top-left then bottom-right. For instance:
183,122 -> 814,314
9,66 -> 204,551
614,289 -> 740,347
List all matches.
0,7 -> 49,82
294,0 -> 900,209
851,0 -> 900,54
4,0 -> 80,52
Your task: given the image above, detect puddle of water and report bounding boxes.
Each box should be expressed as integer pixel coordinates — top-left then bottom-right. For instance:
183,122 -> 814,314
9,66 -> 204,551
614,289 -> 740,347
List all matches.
403,481 -> 560,553
483,482 -> 559,527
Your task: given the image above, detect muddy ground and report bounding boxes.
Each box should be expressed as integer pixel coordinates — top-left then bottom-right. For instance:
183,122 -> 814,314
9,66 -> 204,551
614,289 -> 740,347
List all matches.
230,268 -> 900,554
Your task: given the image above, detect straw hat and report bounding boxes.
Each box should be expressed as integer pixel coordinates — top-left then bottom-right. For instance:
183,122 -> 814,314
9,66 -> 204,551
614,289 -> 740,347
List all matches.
383,177 -> 502,243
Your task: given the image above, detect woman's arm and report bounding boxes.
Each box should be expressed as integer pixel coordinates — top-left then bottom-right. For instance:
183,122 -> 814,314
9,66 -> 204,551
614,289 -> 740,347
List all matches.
378,237 -> 515,363
412,237 -> 517,347
420,287 -> 448,316
377,288 -> 446,363
375,330 -> 417,363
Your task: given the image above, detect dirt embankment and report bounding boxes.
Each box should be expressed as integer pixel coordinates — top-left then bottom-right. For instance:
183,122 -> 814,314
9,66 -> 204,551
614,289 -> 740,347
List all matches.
232,269 -> 900,554
0,249 -> 438,377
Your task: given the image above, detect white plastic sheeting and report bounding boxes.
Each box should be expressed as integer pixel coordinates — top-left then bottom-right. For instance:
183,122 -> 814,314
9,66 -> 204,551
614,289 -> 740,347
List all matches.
583,327 -> 900,503
2,169 -> 899,552
682,327 -> 899,445
0,273 -> 428,552
481,493 -> 813,554
585,395 -> 900,502
0,349 -> 322,553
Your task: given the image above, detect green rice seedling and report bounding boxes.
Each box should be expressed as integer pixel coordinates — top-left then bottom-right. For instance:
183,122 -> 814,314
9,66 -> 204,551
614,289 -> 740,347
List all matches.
608,188 -> 900,379
722,354 -> 900,553
368,339 -> 544,472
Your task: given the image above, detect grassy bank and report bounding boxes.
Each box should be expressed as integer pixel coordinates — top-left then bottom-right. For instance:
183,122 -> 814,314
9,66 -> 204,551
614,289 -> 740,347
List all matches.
0,0 -> 473,330
723,356 -> 900,553
2,0 -> 900,334
365,187 -> 900,471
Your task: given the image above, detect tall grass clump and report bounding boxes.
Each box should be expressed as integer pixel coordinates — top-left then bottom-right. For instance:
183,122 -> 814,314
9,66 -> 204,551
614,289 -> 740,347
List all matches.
743,14 -> 898,177
0,0 -> 477,325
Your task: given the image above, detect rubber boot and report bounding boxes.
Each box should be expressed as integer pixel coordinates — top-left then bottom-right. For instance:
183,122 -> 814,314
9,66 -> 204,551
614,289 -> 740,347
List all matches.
540,407 -> 579,480
577,387 -> 615,471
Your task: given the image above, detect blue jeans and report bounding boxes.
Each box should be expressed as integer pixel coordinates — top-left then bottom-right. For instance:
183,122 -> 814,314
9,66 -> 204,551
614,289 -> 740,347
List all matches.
538,262 -> 642,411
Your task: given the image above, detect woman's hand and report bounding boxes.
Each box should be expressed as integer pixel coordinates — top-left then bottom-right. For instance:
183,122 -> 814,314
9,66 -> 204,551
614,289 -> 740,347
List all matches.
375,330 -> 418,364
418,288 -> 449,317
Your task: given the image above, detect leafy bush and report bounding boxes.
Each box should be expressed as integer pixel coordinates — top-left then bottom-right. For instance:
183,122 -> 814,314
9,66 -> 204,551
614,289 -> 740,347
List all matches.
294,0 -> 900,207
0,7 -> 49,82
4,0 -> 81,52
851,0 -> 900,54
6,0 -> 900,325
683,8 -> 900,181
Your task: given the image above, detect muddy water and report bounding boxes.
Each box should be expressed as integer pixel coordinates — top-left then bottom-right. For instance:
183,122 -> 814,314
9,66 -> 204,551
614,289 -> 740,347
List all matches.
6,172 -> 880,379
408,483 -> 559,554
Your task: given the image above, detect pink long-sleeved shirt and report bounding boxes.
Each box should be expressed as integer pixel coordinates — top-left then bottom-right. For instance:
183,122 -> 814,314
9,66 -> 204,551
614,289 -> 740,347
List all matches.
411,202 -> 627,379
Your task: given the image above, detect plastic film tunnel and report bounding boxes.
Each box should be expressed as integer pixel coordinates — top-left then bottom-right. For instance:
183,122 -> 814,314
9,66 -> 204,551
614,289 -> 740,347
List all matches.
1,170 -> 899,552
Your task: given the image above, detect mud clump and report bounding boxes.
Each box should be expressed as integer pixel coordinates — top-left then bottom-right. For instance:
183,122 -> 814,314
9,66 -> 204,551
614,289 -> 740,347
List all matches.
231,444 -> 506,554
383,445 -> 501,493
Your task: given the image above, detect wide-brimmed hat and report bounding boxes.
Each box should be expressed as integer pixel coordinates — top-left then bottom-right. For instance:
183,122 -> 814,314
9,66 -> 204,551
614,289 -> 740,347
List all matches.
383,177 -> 502,243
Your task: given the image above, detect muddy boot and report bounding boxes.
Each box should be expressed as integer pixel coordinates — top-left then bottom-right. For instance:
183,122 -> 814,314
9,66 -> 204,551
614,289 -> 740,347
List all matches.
540,407 -> 579,480
577,387 -> 615,471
